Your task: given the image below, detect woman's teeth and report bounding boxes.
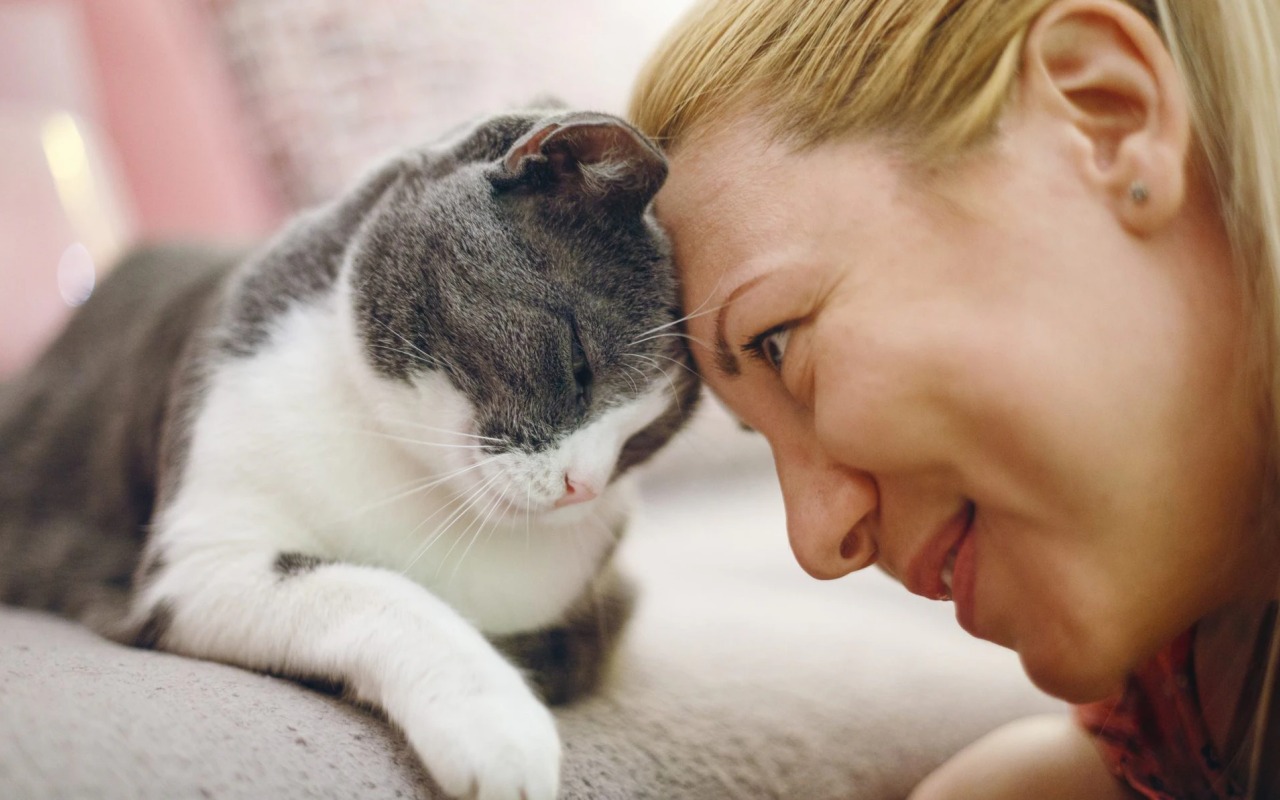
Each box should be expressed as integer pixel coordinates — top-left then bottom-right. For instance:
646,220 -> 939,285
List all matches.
940,549 -> 957,599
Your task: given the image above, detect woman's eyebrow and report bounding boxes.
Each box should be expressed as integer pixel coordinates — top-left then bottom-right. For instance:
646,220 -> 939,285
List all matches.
712,273 -> 769,379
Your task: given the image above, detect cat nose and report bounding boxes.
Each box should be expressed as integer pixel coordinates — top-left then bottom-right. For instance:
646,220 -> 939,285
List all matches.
554,474 -> 599,508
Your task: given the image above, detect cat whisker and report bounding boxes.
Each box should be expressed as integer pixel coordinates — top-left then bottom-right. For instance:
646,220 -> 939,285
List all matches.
628,293 -> 725,344
301,425 -> 492,450
401,471 -> 505,575
367,342 -> 450,371
616,362 -> 646,397
400,513 -> 458,575
366,338 -> 452,371
636,270 -> 733,342
440,501 -> 493,582
629,356 -> 684,413
525,483 -> 533,552
403,504 -> 492,579
448,480 -> 514,583
483,484 -> 516,549
629,330 -> 711,350
325,456 -> 502,528
439,477 -> 509,580
371,318 -> 458,372
625,353 -> 693,395
339,415 -> 506,445
626,351 -> 699,381
419,470 -> 507,566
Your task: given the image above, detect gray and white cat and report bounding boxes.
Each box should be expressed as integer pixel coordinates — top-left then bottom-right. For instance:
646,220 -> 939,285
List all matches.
0,108 -> 699,799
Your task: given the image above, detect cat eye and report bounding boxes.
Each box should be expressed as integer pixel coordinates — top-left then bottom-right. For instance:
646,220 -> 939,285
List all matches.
743,325 -> 791,372
570,326 -> 592,408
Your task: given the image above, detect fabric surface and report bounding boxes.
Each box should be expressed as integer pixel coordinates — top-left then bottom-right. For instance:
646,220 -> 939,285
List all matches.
0,448 -> 1060,799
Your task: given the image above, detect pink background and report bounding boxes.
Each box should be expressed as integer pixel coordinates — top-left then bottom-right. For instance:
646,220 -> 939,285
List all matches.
0,0 -> 281,375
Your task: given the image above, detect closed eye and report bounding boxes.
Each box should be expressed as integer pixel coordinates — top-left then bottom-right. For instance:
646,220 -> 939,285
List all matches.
570,322 -> 593,408
742,324 -> 791,372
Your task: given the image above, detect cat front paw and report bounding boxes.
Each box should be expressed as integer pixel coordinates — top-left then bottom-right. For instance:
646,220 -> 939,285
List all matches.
402,683 -> 561,800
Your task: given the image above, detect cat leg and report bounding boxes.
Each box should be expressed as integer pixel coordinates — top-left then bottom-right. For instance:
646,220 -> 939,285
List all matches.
133,539 -> 560,800
493,567 -> 636,705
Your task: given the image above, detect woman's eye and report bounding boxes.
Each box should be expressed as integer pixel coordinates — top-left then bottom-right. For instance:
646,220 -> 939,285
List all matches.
762,328 -> 790,371
745,325 -> 791,372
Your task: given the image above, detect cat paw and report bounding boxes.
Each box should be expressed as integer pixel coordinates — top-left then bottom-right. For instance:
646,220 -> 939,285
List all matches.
402,685 -> 561,800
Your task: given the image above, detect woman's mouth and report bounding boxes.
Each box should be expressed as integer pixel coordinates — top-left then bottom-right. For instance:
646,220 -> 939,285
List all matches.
905,501 -> 976,603
940,546 -> 958,599
950,503 -> 981,635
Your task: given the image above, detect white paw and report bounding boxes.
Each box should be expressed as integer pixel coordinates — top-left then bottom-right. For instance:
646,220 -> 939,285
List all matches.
401,682 -> 561,800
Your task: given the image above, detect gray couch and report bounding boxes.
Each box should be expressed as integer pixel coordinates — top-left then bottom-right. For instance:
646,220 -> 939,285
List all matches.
0,430 -> 1058,799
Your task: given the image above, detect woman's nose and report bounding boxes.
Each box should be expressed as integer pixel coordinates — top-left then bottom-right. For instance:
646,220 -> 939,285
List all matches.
774,442 -> 879,580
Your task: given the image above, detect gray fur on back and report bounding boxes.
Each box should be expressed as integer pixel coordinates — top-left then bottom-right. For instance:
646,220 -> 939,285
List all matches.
0,244 -> 239,632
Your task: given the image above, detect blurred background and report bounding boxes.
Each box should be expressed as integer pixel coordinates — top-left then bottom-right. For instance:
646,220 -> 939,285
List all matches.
0,0 -> 698,378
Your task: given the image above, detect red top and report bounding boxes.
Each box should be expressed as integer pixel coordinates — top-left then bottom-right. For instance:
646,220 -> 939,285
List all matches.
1076,603 -> 1280,800
1075,631 -> 1249,799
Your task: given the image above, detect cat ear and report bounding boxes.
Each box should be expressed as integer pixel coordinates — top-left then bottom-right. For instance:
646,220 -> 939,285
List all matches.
496,113 -> 667,210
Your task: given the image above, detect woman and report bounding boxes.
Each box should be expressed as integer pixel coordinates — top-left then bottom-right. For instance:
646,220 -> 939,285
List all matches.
630,0 -> 1280,797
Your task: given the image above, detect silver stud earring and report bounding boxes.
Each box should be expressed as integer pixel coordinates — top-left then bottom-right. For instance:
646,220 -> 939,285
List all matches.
1129,180 -> 1150,205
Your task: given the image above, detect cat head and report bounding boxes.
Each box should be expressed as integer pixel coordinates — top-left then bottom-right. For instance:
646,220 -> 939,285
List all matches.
340,108 -> 699,517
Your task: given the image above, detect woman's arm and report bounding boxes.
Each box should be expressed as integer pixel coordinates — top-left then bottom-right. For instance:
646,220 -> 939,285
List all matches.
910,713 -> 1138,800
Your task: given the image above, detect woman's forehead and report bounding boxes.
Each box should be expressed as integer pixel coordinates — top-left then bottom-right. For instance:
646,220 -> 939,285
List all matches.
655,126 -> 906,312
659,130 -> 774,232
656,130 -> 803,300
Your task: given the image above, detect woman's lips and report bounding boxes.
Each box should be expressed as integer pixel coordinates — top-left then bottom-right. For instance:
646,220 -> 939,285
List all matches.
951,516 -> 980,635
905,501 -> 976,602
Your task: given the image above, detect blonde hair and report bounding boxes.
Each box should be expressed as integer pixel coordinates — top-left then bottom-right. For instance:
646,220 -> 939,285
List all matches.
629,0 -> 1280,383
632,0 -> 1280,794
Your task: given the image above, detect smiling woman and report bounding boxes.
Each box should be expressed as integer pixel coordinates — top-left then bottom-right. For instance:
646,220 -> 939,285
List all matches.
632,0 -> 1280,798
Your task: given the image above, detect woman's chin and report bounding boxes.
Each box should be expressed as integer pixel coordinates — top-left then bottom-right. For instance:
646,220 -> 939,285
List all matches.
1017,644 -> 1128,704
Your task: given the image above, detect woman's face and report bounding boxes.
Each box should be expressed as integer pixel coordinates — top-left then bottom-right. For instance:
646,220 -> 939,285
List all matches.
656,116 -> 1272,702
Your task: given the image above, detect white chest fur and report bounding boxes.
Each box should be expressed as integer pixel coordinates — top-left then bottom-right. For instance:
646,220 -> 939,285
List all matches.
160,293 -> 665,635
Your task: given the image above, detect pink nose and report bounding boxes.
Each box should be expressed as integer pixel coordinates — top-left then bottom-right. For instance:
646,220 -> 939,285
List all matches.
554,475 -> 599,508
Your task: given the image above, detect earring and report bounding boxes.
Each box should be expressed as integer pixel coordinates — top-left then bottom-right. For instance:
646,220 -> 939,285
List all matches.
1129,180 -> 1150,204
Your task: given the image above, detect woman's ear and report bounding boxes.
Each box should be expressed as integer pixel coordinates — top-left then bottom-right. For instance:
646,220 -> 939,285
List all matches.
1019,0 -> 1190,234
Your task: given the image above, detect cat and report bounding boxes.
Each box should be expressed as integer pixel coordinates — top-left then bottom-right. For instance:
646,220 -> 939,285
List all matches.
0,107 -> 699,800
